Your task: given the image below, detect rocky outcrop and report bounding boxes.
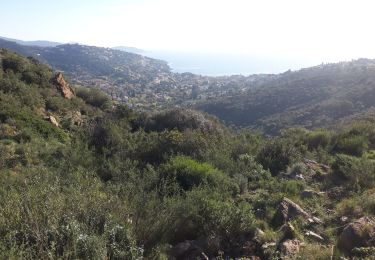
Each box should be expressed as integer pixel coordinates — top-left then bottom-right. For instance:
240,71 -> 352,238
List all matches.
45,115 -> 59,127
53,72 -> 75,99
304,159 -> 330,172
338,216 -> 375,255
66,111 -> 83,126
272,198 -> 311,226
279,239 -> 301,257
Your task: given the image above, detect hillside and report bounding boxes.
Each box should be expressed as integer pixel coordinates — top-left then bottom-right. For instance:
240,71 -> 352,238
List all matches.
196,59 -> 375,134
4,37 -> 375,136
0,37 -> 274,110
3,50 -> 375,259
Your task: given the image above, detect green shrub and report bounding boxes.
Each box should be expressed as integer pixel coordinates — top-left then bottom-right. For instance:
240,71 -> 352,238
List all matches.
332,154 -> 375,191
257,139 -> 300,175
160,156 -> 237,193
76,87 -> 111,109
107,225 -> 142,259
306,130 -> 333,150
335,134 -> 368,156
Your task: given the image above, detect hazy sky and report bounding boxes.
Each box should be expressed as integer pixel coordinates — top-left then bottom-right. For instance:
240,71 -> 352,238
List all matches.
1,0 -> 375,62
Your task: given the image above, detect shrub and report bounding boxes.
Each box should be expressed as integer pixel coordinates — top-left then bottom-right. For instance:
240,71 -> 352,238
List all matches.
257,139 -> 300,175
335,134 -> 368,156
332,154 -> 375,191
138,108 -> 225,135
306,130 -> 333,150
160,156 -> 237,193
164,189 -> 255,252
2,53 -> 28,73
76,87 -> 111,109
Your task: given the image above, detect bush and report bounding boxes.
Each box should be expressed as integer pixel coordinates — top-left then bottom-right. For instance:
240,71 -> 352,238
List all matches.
160,156 -> 237,193
257,139 -> 300,175
138,108 -> 225,135
163,189 -> 255,252
2,53 -> 27,73
332,154 -> 375,191
107,225 -> 142,259
76,87 -> 111,109
335,134 -> 368,156
306,130 -> 333,150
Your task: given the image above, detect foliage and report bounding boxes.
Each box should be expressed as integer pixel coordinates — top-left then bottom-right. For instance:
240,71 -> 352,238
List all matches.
257,138 -> 300,175
76,87 -> 111,109
332,154 -> 375,191
2,50 -> 375,258
159,156 -> 237,193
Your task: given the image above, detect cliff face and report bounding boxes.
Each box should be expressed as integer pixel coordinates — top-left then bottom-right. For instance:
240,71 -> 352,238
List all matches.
53,72 -> 75,99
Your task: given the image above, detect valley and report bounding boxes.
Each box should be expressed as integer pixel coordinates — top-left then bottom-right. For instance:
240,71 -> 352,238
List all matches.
3,37 -> 375,135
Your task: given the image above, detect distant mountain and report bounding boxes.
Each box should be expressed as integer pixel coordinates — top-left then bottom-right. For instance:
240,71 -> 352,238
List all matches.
0,36 -> 62,47
112,46 -> 145,55
0,37 -> 171,93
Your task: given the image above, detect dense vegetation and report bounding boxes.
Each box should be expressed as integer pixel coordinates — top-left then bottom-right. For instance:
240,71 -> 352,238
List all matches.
2,49 -> 375,259
197,60 -> 375,134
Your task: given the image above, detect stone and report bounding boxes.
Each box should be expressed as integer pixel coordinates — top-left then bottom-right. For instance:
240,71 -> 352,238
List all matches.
279,239 -> 301,256
305,230 -> 324,241
67,111 -> 83,126
53,72 -> 75,99
340,216 -> 349,224
338,216 -> 375,255
272,198 -> 311,226
46,115 -> 59,127
300,189 -> 325,199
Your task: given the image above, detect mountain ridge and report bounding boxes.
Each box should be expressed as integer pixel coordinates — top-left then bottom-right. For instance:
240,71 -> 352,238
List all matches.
3,36 -> 375,134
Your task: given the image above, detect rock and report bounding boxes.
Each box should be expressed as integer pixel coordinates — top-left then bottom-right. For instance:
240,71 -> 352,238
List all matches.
67,111 -> 83,126
169,240 -> 207,260
261,242 -> 276,250
272,198 -> 311,226
309,216 -> 324,224
340,216 -> 349,224
295,174 -> 305,180
53,72 -> 75,99
300,189 -> 325,199
254,228 -> 265,239
303,159 -> 330,173
338,216 -> 375,255
279,239 -> 301,256
305,230 -> 324,241
45,115 -> 59,127
302,158 -> 330,180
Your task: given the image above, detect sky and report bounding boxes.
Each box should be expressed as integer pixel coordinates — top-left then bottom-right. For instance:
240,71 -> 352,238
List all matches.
2,0 -> 375,65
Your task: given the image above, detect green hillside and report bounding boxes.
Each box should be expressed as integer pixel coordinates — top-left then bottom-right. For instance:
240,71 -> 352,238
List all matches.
2,49 -> 375,259
197,59 -> 375,134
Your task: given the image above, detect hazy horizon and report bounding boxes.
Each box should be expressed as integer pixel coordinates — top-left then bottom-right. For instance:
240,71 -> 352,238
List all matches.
0,33 -> 369,76
2,0 -> 375,75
